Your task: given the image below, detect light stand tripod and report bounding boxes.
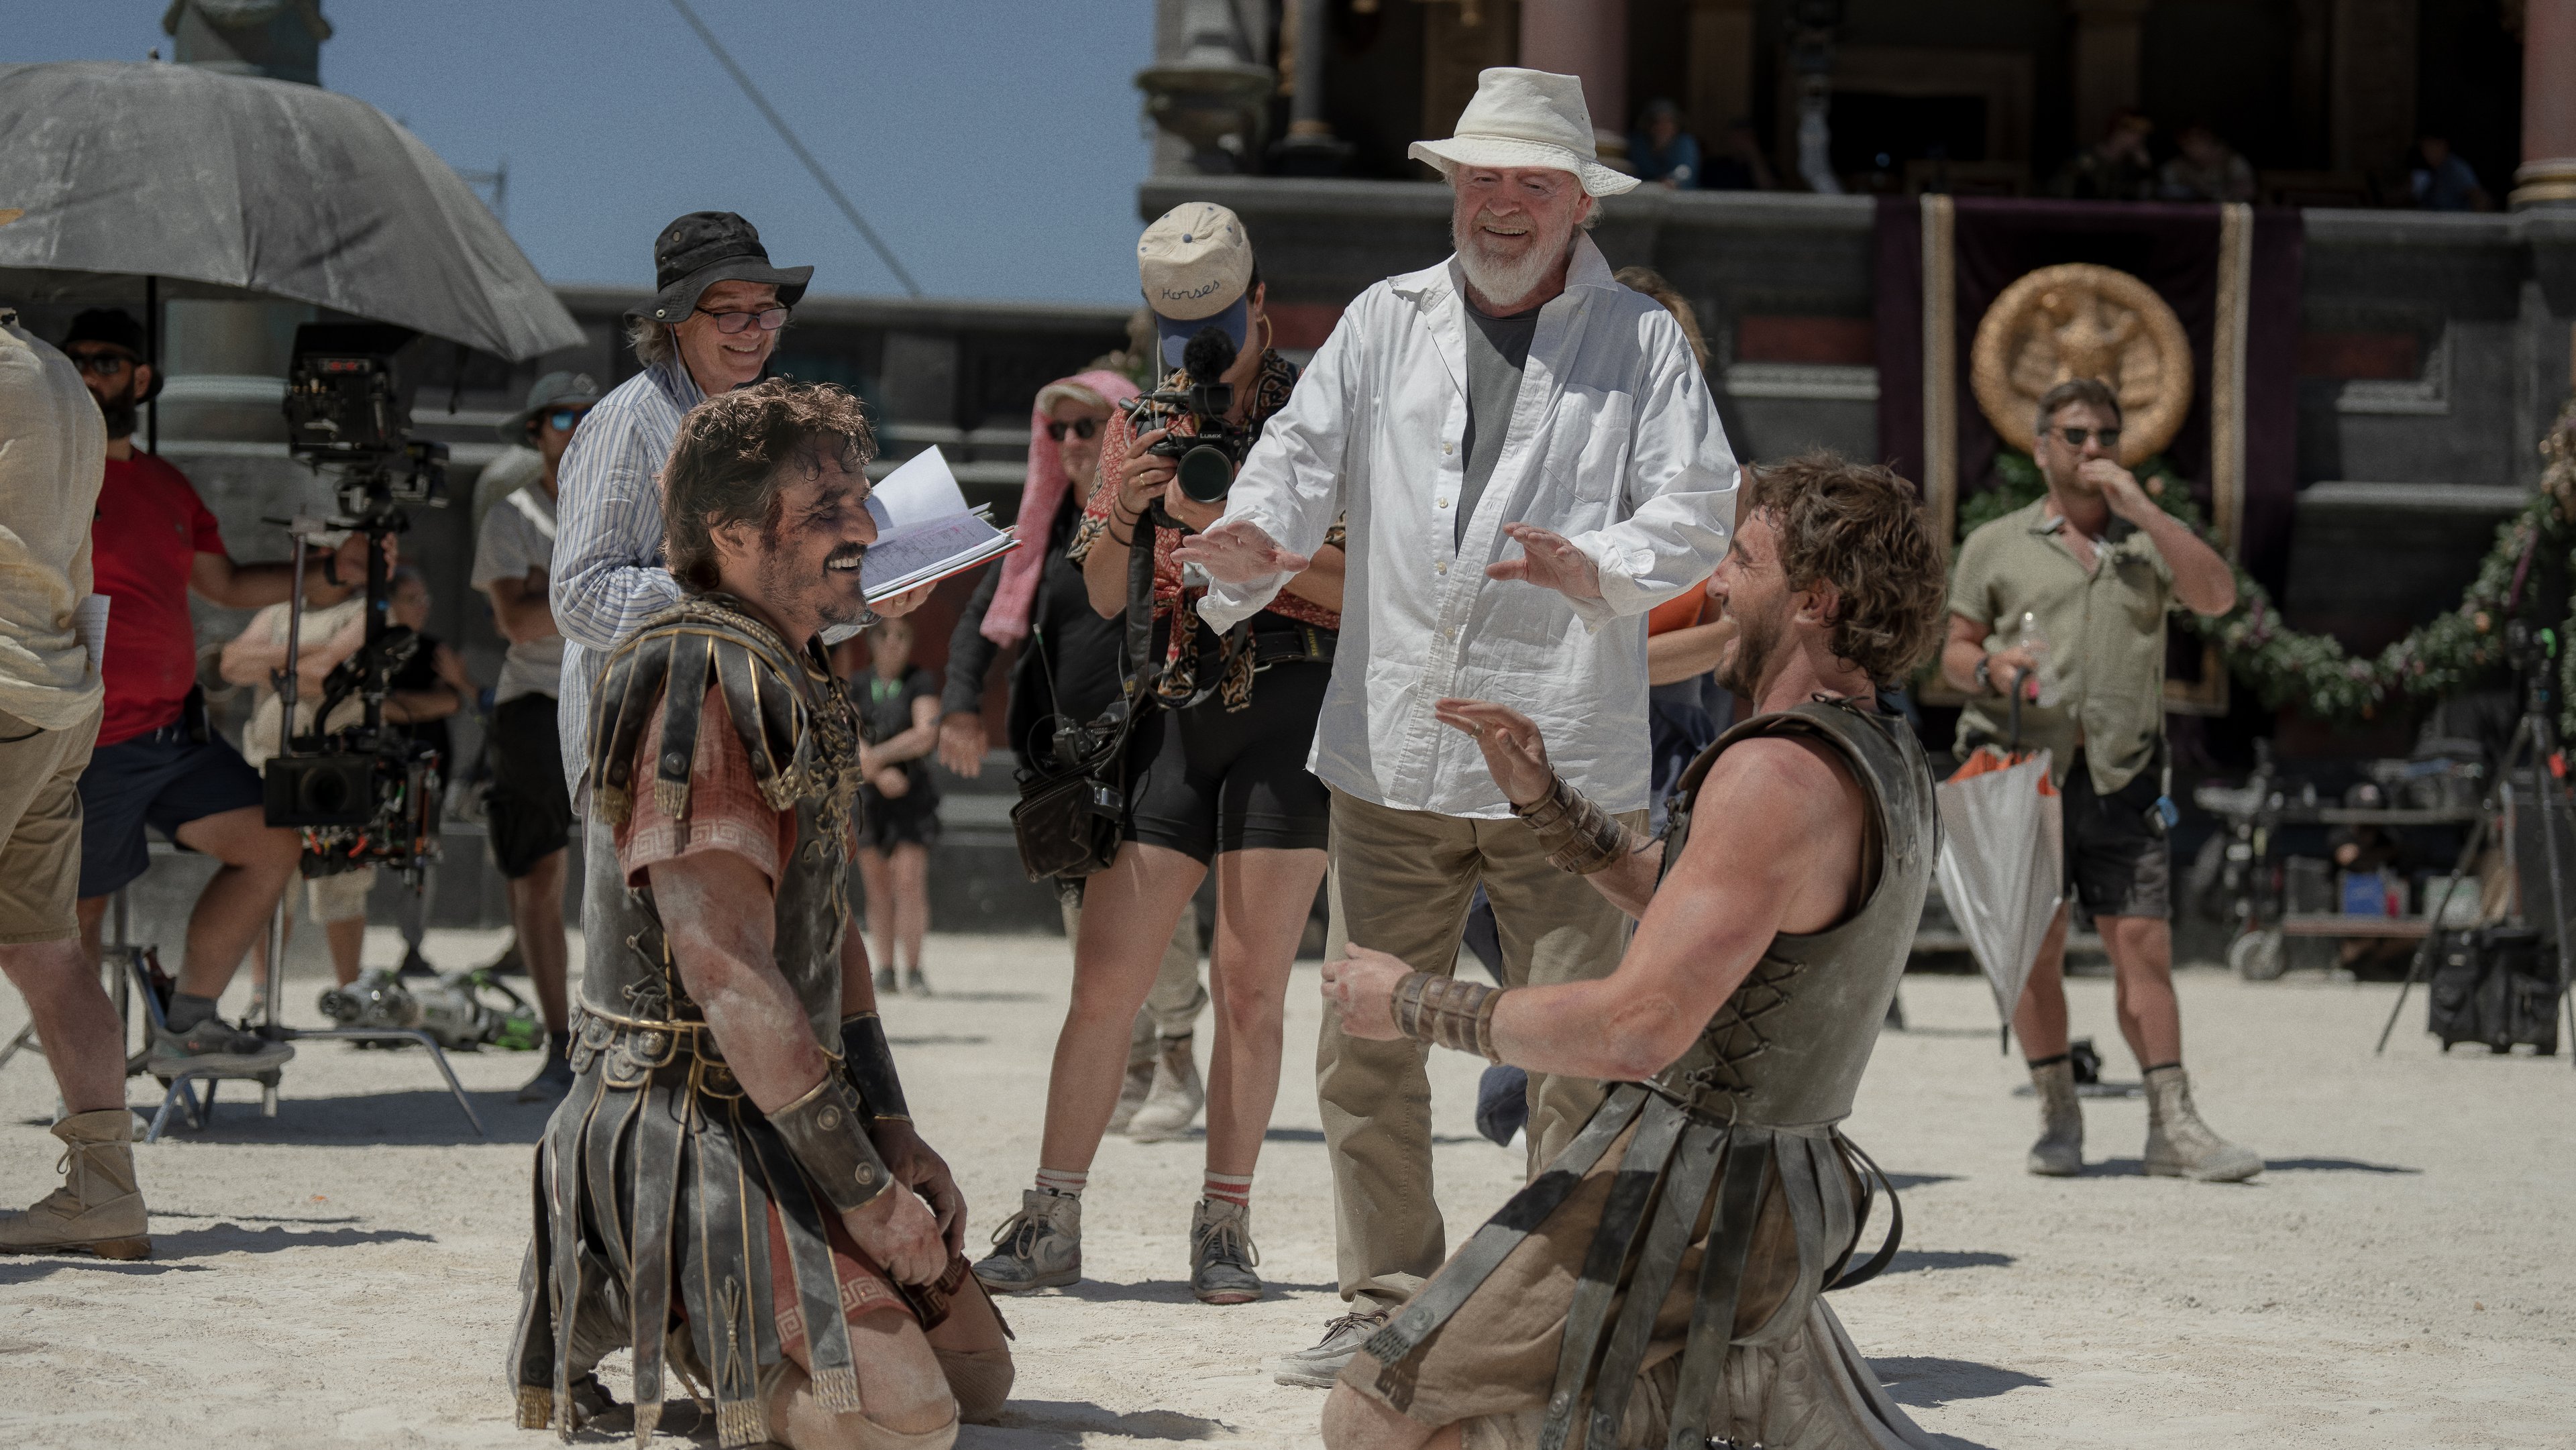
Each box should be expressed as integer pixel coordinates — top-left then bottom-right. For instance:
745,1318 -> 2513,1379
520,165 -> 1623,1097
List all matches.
2375,621 -> 2576,1064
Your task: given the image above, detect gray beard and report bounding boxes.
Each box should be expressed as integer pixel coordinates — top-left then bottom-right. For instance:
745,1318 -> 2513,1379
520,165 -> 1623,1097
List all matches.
1453,217 -> 1569,311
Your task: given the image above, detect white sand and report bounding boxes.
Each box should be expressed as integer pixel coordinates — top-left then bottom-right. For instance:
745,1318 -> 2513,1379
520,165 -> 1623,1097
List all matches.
2,931 -> 2572,1449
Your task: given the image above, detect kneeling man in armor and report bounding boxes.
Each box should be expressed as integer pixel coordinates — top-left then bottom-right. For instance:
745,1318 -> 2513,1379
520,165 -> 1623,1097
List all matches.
511,380 -> 1011,1449
1320,453 -> 1949,1450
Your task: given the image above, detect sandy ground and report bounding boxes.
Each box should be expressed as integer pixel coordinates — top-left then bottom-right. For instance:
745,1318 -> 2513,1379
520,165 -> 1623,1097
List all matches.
2,928 -> 2573,1449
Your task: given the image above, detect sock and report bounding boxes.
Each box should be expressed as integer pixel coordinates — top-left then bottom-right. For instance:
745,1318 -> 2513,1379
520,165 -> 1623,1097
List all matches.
2025,1052 -> 2071,1071
2143,1060 -> 2182,1075
547,1029 -> 572,1060
1203,1170 -> 1252,1209
1034,1167 -> 1087,1198
166,992 -> 220,1032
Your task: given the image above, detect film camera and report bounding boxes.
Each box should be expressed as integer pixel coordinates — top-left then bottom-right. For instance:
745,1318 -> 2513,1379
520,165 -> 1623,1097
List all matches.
1124,325 -> 1258,506
261,323 -> 449,883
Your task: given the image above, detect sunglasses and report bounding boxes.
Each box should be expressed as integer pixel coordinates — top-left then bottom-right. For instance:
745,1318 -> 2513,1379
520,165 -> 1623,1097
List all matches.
694,305 -> 791,335
2051,425 -> 2121,449
1045,417 -> 1100,441
545,407 -> 592,433
68,351 -> 135,378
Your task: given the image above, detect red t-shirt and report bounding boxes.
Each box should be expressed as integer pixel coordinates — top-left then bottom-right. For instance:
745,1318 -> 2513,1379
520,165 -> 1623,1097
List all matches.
91,453 -> 226,746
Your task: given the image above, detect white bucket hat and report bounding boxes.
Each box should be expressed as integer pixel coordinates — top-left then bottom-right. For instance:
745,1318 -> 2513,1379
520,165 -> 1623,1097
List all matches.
1409,67 -> 1638,197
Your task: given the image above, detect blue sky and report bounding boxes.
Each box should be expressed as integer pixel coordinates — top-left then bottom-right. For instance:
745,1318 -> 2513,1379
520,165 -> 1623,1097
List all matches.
9,1 -> 1161,303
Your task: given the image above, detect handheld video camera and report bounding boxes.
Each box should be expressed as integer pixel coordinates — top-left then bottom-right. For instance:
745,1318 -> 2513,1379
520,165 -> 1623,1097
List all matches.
262,323 -> 449,885
1124,325 -> 1257,506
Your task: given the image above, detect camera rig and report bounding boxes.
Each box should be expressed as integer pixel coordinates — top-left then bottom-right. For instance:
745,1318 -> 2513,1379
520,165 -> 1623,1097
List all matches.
1121,325 -> 1259,508
263,322 -> 450,888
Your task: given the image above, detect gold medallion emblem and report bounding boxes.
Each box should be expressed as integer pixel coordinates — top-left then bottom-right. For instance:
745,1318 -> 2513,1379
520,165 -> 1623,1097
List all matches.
1970,263 -> 2192,466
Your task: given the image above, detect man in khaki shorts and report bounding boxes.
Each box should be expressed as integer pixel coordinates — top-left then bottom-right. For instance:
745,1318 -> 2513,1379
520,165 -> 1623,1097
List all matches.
0,249 -> 154,1261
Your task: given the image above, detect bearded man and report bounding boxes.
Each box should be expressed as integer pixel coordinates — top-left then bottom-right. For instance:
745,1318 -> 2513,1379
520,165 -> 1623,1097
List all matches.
1172,67 -> 1737,1384
510,380 -> 1011,1450
1319,454 -> 1949,1450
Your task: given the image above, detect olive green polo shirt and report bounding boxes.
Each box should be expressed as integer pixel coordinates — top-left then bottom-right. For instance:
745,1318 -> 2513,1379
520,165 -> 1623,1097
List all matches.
1949,497 -> 2174,795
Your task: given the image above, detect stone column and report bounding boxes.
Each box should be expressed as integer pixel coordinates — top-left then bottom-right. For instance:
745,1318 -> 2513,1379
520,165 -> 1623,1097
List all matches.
2514,0 -> 2576,207
1519,0 -> 1629,156
2066,0 -> 2151,150
1686,0 -> 1757,142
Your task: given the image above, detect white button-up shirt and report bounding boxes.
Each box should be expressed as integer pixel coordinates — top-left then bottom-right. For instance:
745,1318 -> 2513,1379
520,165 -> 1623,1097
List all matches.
1201,236 -> 1737,818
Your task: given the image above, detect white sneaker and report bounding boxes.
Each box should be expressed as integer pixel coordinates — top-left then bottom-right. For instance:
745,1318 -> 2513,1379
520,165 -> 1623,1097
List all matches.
972,1188 -> 1081,1293
1274,1307 -> 1389,1388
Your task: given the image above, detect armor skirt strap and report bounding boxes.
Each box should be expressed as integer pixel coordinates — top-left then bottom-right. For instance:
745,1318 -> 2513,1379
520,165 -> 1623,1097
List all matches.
1827,1135 -> 1905,1292
510,1141 -> 561,1430
546,1069 -> 605,1428
627,1080 -> 690,1445
1740,1133 -> 1831,1347
743,1119 -> 865,1414
585,1085 -> 645,1283
1663,1135 -> 1774,1450
1539,1095 -> 1693,1450
1362,1084 -> 1650,1375
1582,1117 -> 1729,1450
678,1110 -> 770,1448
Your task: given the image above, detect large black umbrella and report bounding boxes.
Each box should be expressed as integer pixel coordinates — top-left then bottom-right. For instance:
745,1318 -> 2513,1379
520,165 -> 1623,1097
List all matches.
0,60 -> 580,362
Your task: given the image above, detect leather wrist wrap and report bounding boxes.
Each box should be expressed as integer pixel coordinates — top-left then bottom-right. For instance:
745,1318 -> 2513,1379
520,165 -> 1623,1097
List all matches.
1511,773 -> 1638,875
767,1074 -> 892,1213
838,1012 -> 912,1124
1391,972 -> 1503,1062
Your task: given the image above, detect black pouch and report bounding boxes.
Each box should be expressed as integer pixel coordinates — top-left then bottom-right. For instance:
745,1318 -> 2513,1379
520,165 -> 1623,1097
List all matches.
1010,758 -> 1126,881
1011,506 -> 1161,882
180,683 -> 212,744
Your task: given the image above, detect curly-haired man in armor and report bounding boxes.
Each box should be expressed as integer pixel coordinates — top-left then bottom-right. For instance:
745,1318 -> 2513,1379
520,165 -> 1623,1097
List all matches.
510,380 -> 1011,1450
1318,454 -> 1950,1450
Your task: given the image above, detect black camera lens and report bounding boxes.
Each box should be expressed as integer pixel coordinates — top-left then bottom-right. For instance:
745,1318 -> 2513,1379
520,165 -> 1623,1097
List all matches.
1176,443 -> 1236,504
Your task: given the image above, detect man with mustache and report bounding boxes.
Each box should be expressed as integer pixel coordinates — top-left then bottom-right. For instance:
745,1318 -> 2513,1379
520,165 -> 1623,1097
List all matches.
512,379 -> 1010,1448
1171,68 -> 1737,1384
1318,453 -> 1949,1450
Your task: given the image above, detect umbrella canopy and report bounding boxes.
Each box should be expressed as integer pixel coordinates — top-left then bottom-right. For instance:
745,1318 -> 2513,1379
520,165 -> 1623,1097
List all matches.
1934,746 -> 2065,1050
0,60 -> 580,362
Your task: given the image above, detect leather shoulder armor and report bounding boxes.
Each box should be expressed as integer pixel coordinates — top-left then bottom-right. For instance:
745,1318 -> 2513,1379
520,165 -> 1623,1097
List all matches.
586,594 -> 862,830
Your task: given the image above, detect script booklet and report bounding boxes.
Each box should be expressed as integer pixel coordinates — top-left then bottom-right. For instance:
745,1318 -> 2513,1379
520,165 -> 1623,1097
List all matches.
859,445 -> 1018,604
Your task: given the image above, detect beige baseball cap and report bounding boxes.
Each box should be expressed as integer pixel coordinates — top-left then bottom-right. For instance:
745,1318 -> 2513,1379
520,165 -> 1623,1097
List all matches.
1138,203 -> 1254,369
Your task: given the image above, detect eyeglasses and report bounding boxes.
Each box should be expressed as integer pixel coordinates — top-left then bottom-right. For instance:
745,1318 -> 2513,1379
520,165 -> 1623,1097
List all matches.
67,351 -> 134,378
546,407 -> 592,433
693,305 -> 791,335
2051,425 -> 2121,449
1045,417 -> 1100,442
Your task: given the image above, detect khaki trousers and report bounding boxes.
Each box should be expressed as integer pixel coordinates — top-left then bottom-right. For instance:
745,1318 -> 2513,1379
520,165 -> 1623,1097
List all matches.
1320,787 -> 1638,1313
0,704 -> 99,944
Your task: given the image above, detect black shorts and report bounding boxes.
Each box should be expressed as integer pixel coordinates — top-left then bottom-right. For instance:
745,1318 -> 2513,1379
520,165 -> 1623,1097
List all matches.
1124,654 -> 1332,865
2061,747 -> 2171,919
486,693 -> 574,879
858,783 -> 941,852
76,722 -> 266,899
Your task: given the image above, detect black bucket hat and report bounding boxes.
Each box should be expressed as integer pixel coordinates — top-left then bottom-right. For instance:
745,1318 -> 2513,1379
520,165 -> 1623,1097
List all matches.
630,211 -> 813,324
60,309 -> 164,401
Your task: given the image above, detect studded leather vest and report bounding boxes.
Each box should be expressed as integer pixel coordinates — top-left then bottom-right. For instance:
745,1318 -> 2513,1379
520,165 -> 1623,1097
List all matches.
1649,698 -> 1938,1128
578,595 -> 865,1048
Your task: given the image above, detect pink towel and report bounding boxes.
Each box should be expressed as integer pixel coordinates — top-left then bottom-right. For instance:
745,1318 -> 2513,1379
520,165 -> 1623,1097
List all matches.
983,368 -> 1140,646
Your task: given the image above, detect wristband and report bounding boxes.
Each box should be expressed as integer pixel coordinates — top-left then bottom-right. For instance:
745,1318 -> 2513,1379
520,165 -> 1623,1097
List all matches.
1390,972 -> 1503,1062
767,1073 -> 892,1213
838,1012 -> 912,1125
1511,773 -> 1642,875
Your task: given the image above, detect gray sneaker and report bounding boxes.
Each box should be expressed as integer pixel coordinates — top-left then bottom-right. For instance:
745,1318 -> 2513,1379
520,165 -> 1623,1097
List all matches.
1274,1307 -> 1390,1388
1189,1198 -> 1262,1304
973,1188 -> 1081,1293
148,1018 -> 292,1077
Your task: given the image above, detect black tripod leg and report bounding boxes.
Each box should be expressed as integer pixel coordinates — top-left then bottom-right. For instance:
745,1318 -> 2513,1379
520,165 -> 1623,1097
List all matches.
2377,811 -> 2489,1054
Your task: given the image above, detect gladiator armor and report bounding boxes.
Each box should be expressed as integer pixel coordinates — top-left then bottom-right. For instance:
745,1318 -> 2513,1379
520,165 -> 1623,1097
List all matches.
508,595 -> 887,1447
1361,700 -> 1941,1450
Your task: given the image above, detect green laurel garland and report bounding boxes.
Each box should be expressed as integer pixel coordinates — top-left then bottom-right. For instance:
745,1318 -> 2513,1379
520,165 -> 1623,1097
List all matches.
1957,412 -> 2576,735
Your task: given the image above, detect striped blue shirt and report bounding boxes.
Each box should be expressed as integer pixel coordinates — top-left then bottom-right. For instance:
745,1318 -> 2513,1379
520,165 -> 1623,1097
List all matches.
549,359 -> 704,792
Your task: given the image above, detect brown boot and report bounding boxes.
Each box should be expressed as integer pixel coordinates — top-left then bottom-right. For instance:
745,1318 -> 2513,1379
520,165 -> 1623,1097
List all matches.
2143,1065 -> 2263,1182
0,1109 -> 150,1260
